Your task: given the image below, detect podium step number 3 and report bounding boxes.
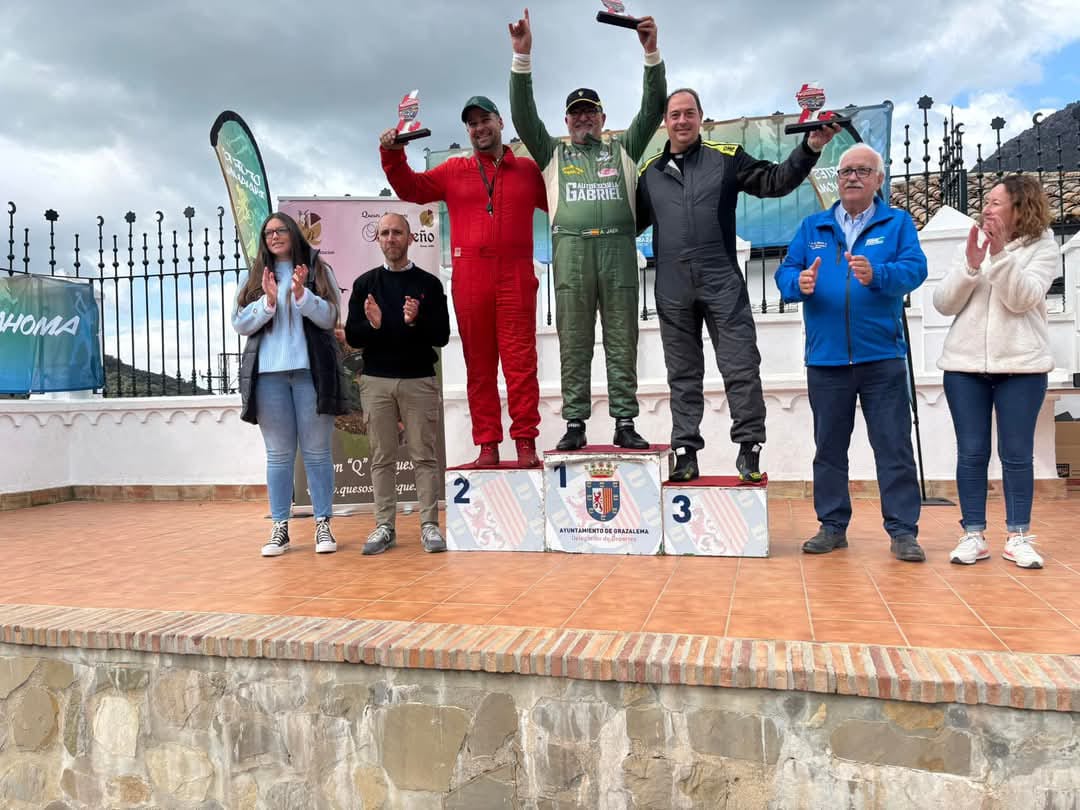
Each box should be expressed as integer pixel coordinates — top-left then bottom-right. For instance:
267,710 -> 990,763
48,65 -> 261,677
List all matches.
662,477 -> 769,557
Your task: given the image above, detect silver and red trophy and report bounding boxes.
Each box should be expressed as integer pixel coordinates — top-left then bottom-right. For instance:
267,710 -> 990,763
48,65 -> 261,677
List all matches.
394,90 -> 431,144
784,83 -> 852,135
596,0 -> 641,29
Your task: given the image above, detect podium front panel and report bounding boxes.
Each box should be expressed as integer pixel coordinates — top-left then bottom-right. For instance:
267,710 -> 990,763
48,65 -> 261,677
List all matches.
544,449 -> 664,555
444,467 -> 545,552
662,477 -> 769,557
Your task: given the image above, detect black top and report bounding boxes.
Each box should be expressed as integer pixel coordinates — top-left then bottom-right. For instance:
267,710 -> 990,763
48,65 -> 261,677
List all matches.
344,263 -> 451,378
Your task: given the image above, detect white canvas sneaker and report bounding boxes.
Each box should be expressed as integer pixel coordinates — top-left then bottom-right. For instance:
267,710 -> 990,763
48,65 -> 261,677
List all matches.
1002,533 -> 1043,569
949,531 -> 990,565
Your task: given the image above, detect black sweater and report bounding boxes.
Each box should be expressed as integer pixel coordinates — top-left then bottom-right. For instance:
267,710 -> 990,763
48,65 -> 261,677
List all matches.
344,264 -> 450,378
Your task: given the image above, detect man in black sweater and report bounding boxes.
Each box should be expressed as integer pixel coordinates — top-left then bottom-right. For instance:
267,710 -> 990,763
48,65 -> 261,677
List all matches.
345,212 -> 451,554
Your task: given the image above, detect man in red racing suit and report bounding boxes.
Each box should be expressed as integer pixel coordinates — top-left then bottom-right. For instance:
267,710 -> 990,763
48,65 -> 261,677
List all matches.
380,95 -> 548,467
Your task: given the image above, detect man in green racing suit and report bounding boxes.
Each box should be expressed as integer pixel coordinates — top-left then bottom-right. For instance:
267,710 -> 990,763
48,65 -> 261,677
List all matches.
508,8 -> 665,450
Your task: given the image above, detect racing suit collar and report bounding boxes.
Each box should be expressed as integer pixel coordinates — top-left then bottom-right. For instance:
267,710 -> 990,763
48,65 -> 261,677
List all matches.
658,135 -> 701,171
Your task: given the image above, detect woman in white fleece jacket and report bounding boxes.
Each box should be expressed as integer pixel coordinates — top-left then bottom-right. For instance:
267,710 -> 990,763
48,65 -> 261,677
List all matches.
933,175 -> 1059,569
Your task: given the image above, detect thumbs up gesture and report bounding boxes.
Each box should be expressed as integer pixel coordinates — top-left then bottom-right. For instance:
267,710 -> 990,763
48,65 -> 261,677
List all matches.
799,257 -> 820,295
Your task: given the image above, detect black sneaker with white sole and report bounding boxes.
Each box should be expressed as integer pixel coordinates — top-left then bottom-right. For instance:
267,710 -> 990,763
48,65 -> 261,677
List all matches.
261,521 -> 290,557
314,517 -> 337,554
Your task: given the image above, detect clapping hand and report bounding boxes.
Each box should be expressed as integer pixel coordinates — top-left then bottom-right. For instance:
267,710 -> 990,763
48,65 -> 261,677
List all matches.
965,225 -> 988,270
364,294 -> 382,329
292,264 -> 309,301
403,296 -> 419,325
980,213 -> 1007,256
261,266 -> 278,307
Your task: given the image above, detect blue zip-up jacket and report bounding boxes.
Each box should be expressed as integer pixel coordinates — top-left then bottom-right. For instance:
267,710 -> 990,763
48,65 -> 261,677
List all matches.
775,201 -> 927,367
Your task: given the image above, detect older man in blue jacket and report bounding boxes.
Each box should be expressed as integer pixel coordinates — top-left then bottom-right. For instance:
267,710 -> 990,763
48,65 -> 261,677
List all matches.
775,143 -> 928,562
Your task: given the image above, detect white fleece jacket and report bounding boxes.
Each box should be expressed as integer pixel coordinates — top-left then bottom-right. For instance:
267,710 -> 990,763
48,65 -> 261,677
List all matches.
933,229 -> 1061,374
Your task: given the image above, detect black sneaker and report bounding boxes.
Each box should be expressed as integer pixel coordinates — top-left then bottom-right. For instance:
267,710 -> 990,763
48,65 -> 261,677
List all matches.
556,420 -> 587,451
669,447 -> 699,482
736,442 -> 764,483
801,527 -> 848,554
613,418 -> 649,449
261,521 -> 290,557
314,517 -> 337,554
891,534 -> 926,563
362,524 -> 397,556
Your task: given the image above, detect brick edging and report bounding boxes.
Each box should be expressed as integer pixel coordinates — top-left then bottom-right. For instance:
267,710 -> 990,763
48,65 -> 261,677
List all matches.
0,604 -> 1076,711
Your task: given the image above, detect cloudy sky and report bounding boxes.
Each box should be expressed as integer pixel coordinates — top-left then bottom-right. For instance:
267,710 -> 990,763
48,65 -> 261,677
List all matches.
2,0 -> 1079,255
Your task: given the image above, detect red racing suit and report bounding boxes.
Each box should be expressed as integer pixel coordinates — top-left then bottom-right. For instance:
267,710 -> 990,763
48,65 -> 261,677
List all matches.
381,145 -> 548,445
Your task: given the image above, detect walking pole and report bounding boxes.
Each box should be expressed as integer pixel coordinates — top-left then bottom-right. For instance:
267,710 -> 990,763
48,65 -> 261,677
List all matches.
901,306 -> 953,506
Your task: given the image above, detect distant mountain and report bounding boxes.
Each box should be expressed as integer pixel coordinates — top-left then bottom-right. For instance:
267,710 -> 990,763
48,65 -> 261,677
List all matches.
101,354 -> 212,398
981,101 -> 1080,173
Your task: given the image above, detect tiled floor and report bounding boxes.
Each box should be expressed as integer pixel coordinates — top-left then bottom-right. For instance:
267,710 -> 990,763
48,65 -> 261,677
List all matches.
2,496 -> 1079,654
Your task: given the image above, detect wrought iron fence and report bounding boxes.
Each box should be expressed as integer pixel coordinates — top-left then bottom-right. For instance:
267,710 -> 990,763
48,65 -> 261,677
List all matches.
4,203 -> 246,397
4,97 -> 1079,397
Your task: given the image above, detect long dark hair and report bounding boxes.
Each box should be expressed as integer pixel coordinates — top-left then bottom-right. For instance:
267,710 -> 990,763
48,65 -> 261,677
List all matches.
238,211 -> 339,320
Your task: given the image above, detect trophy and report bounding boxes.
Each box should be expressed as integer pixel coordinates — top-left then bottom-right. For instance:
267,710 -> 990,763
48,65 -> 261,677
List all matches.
783,83 -> 852,135
596,0 -> 642,29
394,90 -> 431,144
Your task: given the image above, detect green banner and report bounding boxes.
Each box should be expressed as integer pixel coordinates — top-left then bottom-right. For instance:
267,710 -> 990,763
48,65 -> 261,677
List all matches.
0,275 -> 103,393
210,111 -> 272,270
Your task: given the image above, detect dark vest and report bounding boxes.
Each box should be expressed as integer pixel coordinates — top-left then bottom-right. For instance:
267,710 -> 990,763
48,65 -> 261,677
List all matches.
238,249 -> 348,424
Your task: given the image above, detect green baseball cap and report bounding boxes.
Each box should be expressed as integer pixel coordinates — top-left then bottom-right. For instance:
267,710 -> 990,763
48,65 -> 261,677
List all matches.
461,95 -> 500,122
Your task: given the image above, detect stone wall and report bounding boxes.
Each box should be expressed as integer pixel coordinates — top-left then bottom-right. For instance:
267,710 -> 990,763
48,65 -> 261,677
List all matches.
1,646 -> 1078,809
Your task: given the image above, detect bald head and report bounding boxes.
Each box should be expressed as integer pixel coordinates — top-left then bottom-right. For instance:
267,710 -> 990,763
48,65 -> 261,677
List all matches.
377,212 -> 412,269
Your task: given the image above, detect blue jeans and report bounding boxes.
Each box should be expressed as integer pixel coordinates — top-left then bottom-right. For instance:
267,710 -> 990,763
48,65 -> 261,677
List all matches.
807,358 -> 921,538
255,369 -> 335,521
943,371 -> 1047,533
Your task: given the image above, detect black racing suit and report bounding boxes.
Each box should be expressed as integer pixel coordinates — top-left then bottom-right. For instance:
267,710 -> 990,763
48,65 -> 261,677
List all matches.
636,136 -> 819,451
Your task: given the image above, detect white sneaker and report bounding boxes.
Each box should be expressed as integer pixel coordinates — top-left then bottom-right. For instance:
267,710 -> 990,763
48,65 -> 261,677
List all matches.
949,531 -> 990,565
1003,533 -> 1043,569
314,517 -> 337,554
261,521 -> 290,557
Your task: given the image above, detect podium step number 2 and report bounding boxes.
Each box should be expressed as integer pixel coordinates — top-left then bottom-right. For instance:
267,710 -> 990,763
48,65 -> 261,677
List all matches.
444,466 -> 545,552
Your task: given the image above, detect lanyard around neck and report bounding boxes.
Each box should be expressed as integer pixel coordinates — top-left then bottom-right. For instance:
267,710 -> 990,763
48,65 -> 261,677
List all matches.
476,153 -> 502,216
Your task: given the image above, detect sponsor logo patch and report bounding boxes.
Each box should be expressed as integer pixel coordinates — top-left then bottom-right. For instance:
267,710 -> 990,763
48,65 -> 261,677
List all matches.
809,241 -> 827,250
865,236 -> 885,246
562,164 -> 586,176
598,167 -> 618,177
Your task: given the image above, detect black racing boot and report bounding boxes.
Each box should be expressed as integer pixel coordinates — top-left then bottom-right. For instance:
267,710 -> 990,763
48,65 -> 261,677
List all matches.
736,442 -> 764,483
669,447 -> 699,482
556,420 -> 587,451
613,418 -> 649,449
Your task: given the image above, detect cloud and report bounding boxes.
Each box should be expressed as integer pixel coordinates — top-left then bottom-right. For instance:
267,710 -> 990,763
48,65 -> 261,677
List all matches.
0,0 -> 1077,249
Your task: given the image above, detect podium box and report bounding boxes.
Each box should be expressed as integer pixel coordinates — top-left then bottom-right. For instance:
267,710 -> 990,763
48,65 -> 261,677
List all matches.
544,445 -> 666,555
662,476 -> 769,557
444,463 -> 545,552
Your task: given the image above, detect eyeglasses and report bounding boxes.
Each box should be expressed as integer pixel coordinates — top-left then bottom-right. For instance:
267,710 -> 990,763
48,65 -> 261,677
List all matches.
837,167 -> 876,179
264,227 -> 290,238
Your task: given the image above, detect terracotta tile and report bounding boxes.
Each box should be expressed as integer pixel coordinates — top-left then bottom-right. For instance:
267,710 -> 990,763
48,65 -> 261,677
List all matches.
415,603 -> 506,625
951,584 -> 1050,608
353,601 -> 439,621
489,604 -> 578,628
564,607 -> 650,632
887,602 -> 982,626
726,615 -> 813,641
809,599 -> 893,622
900,624 -> 1007,652
812,619 -> 904,646
284,598 -> 372,618
728,598 -> 807,619
873,586 -> 966,605
643,613 -> 728,635
993,628 -> 1080,654
971,606 -> 1077,631
321,582 -> 408,601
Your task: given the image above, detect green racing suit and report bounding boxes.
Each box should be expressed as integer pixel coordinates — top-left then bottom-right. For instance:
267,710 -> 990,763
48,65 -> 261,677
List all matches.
510,53 -> 665,421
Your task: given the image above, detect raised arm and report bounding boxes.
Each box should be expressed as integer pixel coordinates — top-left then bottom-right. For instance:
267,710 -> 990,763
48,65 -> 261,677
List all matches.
508,8 -> 558,170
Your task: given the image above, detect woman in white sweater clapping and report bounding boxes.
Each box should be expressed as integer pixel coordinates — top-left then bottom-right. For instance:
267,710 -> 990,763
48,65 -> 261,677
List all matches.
933,175 -> 1060,569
